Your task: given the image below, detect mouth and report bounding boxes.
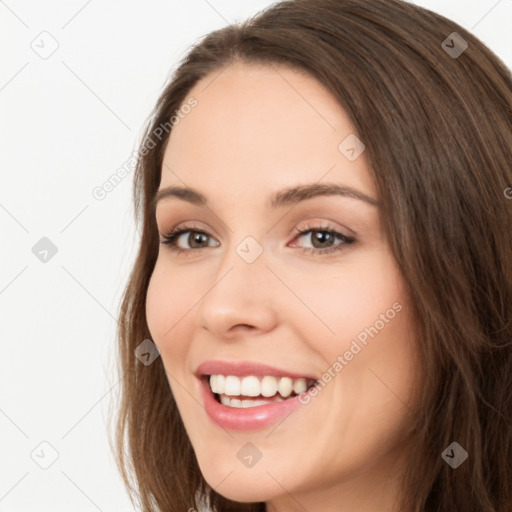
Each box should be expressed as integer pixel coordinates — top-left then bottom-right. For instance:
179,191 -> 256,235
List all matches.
203,374 -> 319,408
195,360 -> 320,429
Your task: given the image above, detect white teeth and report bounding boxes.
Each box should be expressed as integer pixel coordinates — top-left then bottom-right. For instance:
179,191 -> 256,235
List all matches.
260,376 -> 277,397
224,375 -> 241,396
219,395 -> 286,408
241,376 -> 261,397
277,377 -> 293,398
230,398 -> 242,407
209,375 -> 217,393
207,374 -> 314,400
242,399 -> 269,408
293,377 -> 307,394
216,374 -> 225,393
209,374 -> 226,394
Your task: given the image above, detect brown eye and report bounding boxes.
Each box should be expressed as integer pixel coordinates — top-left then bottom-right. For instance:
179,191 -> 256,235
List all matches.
289,225 -> 356,255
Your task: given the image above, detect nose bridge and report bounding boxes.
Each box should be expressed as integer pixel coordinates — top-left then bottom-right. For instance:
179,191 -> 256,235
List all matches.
195,232 -> 277,335
215,213 -> 271,274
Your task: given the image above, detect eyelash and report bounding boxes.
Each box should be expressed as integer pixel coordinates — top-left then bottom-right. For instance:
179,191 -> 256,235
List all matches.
159,222 -> 355,256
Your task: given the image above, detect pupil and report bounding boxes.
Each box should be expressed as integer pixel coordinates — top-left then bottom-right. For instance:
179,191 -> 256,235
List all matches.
313,231 -> 332,248
191,233 -> 206,247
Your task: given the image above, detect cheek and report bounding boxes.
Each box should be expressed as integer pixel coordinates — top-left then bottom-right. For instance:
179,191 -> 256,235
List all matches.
145,262 -> 193,365
145,266 -> 167,344
285,249 -> 405,348
299,250 -> 418,416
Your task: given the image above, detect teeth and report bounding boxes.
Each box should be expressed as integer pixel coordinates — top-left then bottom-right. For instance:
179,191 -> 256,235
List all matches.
230,398 -> 242,408
224,375 -> 241,396
218,395 -> 286,408
210,374 -> 225,394
260,376 -> 277,397
293,378 -> 307,394
277,377 -> 293,398
240,376 -> 261,397
208,374 -> 313,399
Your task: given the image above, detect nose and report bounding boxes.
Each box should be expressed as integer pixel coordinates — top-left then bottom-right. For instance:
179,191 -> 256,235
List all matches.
195,238 -> 279,339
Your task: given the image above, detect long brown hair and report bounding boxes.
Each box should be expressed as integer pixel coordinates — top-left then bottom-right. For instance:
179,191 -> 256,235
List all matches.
110,1 -> 512,510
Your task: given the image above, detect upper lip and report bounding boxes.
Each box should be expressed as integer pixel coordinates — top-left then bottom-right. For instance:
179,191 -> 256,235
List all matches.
195,360 -> 318,381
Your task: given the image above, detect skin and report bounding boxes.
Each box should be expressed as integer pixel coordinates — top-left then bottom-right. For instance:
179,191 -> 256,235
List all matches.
146,62 -> 422,512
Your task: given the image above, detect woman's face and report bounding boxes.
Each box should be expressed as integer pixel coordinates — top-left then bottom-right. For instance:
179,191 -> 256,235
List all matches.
146,62 -> 421,510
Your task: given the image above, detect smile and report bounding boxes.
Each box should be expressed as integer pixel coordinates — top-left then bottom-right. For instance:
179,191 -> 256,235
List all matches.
195,360 -> 319,430
209,375 -> 317,408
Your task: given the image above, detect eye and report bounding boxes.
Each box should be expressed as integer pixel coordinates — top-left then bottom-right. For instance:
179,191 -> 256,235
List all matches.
159,222 -> 355,256
159,225 -> 219,254
289,223 -> 355,255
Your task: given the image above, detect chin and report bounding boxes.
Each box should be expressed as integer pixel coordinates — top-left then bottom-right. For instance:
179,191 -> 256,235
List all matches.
197,458 -> 290,504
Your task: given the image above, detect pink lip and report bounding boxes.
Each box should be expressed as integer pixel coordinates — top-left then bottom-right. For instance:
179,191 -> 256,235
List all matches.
195,360 -> 318,431
195,359 -> 317,380
198,376 -> 308,431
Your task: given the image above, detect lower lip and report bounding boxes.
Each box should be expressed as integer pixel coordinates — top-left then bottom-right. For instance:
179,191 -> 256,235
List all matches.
199,377 -> 307,431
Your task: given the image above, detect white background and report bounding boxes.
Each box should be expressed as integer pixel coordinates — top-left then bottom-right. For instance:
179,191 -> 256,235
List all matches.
1,1 -> 510,511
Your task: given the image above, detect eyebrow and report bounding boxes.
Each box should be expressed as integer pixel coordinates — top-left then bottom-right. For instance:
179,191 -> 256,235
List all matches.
151,182 -> 379,210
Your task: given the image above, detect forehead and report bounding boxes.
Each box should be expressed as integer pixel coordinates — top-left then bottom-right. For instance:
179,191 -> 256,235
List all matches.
160,62 -> 376,203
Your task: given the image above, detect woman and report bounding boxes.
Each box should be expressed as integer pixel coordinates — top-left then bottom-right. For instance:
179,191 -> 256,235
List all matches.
112,0 -> 512,510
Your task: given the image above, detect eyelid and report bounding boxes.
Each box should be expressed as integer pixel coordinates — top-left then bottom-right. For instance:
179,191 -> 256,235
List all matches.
291,218 -> 357,239
160,217 -> 354,240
